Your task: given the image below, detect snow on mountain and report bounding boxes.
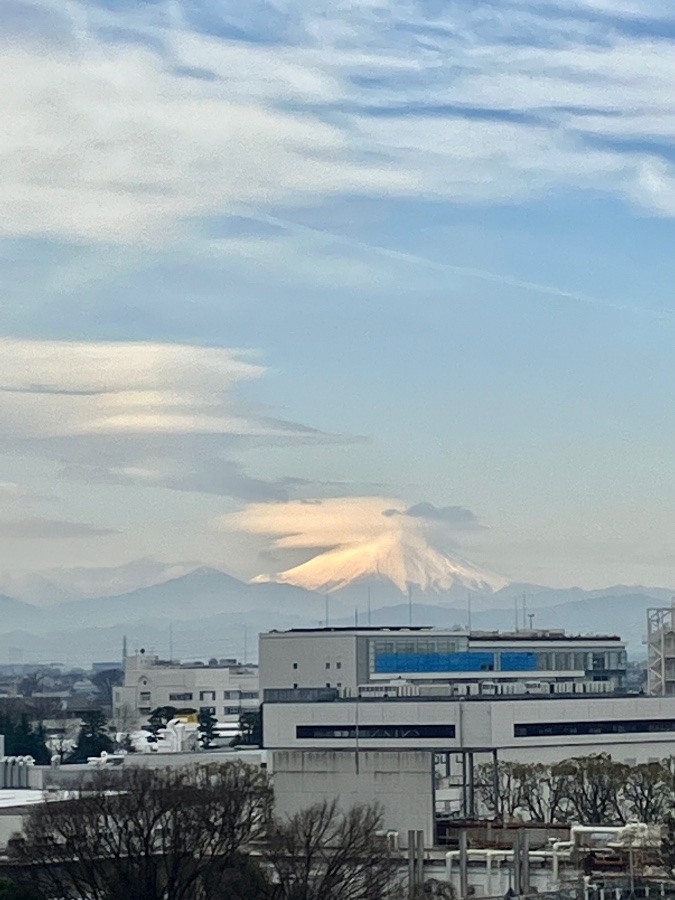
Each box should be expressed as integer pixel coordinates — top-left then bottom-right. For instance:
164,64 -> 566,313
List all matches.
251,530 -> 506,596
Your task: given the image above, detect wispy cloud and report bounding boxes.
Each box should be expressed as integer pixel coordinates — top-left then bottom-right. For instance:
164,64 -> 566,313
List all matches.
5,0 -> 675,248
0,517 -> 117,540
219,495 -> 484,551
0,337 -> 351,500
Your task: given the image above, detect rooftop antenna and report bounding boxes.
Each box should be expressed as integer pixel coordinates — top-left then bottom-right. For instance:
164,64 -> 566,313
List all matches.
354,607 -> 358,627
514,597 -> 519,633
408,584 -> 413,627
367,586 -> 372,626
122,634 -> 128,664
522,593 -> 527,631
528,613 -> 534,630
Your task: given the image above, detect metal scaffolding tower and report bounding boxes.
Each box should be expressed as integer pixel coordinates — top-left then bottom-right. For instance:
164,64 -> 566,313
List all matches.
647,601 -> 675,696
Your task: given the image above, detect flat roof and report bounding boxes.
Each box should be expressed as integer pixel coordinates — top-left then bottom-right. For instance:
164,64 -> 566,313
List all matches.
264,627 -> 623,642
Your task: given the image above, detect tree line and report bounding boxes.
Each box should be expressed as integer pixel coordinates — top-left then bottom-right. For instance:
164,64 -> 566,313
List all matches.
3,761 -> 449,900
476,753 -> 675,825
0,700 -> 260,766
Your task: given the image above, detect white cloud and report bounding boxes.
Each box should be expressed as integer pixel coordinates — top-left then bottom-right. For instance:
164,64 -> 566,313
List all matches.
218,495 -> 484,550
0,337 -> 348,502
219,496 -> 410,549
4,0 -> 675,246
0,338 -> 270,439
0,11 -> 411,244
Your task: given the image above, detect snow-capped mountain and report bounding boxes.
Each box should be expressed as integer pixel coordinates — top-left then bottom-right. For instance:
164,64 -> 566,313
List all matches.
251,530 -> 506,596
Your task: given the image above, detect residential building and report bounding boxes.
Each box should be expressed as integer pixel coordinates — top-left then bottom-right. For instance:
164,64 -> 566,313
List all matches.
113,652 -> 259,727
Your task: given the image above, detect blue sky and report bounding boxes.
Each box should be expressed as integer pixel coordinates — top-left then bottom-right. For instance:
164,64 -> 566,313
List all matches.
2,0 -> 675,590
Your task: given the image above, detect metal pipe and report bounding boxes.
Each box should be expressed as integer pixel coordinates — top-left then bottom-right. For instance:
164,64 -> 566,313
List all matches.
459,830 -> 469,900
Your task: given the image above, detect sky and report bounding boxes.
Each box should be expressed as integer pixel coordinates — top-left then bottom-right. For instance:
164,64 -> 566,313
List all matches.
2,0 -> 675,592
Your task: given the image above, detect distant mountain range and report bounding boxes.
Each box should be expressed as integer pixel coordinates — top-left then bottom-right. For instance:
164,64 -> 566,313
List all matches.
0,558 -> 669,666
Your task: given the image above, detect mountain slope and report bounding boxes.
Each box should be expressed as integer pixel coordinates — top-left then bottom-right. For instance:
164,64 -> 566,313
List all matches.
252,531 -> 505,596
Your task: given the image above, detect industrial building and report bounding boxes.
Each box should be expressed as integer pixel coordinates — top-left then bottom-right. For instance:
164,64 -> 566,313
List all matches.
259,624 -> 671,856
113,652 -> 259,727
260,626 -> 628,697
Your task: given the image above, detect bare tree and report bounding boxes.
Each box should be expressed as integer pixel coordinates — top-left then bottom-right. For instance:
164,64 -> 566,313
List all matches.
623,761 -> 672,823
11,761 -> 272,900
553,754 -> 628,824
475,761 -> 567,823
264,799 -> 400,900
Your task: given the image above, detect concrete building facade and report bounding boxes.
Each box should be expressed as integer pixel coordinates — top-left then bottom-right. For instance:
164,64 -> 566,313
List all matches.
262,694 -> 675,765
113,653 -> 259,726
260,626 -> 627,697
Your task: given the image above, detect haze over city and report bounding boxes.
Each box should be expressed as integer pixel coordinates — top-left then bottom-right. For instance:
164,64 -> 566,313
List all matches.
2,0 -> 675,596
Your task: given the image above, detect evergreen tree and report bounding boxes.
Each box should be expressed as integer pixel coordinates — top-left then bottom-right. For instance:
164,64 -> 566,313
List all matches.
0,713 -> 50,764
232,710 -> 262,746
198,708 -> 218,748
69,710 -> 114,763
147,705 -> 177,734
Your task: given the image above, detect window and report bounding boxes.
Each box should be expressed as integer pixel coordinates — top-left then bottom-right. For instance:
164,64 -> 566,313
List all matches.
514,717 -> 675,738
336,662 -> 342,670
374,651 -> 494,674
293,662 -> 298,670
224,690 -> 240,699
224,706 -> 241,716
297,725 -> 456,740
240,691 -> 259,700
200,706 -> 216,716
326,682 -> 331,688
325,662 -> 331,669
140,691 -> 151,704
293,683 -> 298,689
199,691 -> 216,702
169,692 -> 193,702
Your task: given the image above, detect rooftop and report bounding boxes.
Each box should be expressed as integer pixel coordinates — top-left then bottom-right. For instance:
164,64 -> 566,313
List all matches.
266,627 -> 623,642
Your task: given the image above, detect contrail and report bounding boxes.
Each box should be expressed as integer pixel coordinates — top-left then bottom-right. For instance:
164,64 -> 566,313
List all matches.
249,212 -> 672,322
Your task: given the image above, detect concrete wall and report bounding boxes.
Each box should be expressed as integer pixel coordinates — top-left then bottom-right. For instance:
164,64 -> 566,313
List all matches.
271,749 -> 435,846
260,633 -> 359,693
264,694 -> 675,764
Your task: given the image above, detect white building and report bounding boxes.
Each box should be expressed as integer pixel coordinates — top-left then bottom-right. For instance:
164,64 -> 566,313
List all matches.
259,626 -> 627,697
263,693 -> 675,766
259,625 -> 672,852
113,652 -> 259,727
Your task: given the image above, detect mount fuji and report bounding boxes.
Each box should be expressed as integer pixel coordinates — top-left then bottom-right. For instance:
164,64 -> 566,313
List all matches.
251,530 -> 506,602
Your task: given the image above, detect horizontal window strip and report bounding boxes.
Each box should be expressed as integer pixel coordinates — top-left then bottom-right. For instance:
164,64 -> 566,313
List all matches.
515,718 -> 675,738
296,724 -> 455,740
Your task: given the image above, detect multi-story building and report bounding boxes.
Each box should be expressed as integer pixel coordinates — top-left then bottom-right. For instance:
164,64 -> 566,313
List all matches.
113,652 -> 259,726
259,625 -> 663,849
259,626 -> 627,697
